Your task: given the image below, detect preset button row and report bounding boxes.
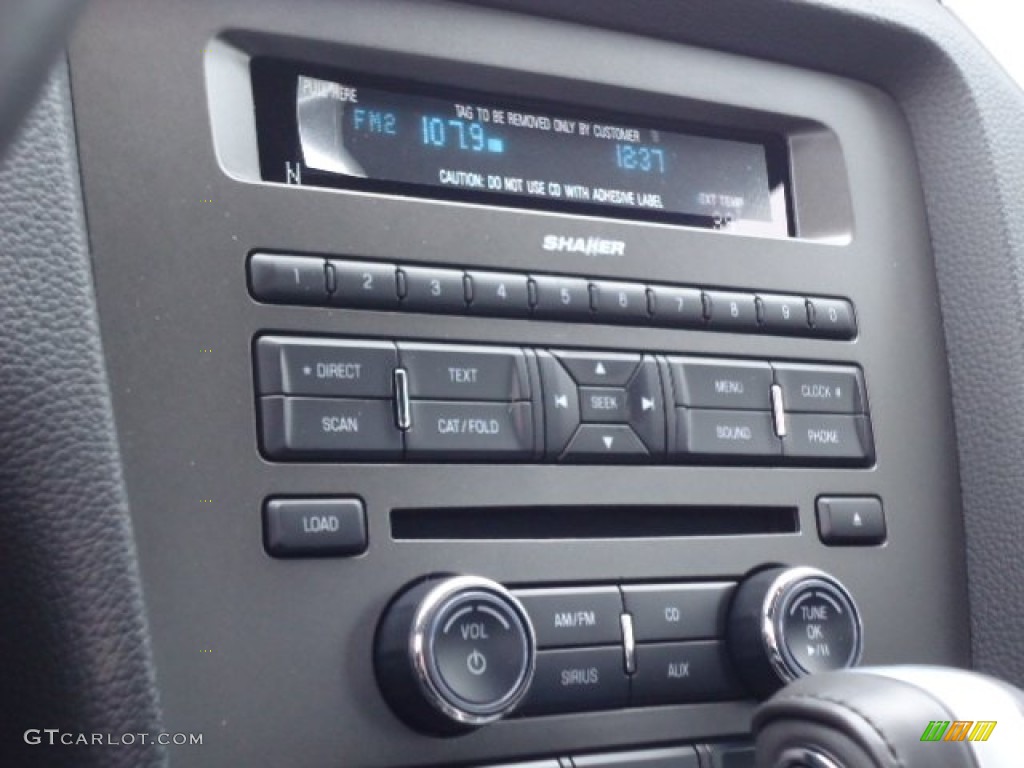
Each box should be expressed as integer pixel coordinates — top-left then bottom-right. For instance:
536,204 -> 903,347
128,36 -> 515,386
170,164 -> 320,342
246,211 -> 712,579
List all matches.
249,252 -> 858,340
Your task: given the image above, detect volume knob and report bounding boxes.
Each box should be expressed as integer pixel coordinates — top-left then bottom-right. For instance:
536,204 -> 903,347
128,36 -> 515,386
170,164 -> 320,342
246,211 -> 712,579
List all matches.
727,566 -> 864,698
374,575 -> 536,736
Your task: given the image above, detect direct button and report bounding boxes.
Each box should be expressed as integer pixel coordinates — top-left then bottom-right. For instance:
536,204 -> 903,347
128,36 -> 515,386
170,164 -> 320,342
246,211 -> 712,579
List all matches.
263,498 -> 367,558
669,358 -> 772,410
431,592 -> 532,710
259,396 -> 402,460
513,587 -> 624,648
623,583 -> 735,642
773,363 -> 866,414
406,401 -> 534,460
632,641 -> 742,706
399,343 -> 530,401
256,337 -> 397,397
521,647 -> 628,715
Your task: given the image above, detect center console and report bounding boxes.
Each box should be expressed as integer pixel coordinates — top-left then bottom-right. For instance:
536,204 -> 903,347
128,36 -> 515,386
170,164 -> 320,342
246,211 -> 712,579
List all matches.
67,0 -> 970,766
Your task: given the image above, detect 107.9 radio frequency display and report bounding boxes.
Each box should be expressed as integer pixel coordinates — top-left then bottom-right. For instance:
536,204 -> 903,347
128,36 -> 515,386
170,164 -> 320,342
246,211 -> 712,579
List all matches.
251,63 -> 791,236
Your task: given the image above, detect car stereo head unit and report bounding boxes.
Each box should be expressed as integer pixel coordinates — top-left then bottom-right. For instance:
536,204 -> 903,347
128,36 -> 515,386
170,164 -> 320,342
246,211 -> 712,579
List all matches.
251,59 -> 792,236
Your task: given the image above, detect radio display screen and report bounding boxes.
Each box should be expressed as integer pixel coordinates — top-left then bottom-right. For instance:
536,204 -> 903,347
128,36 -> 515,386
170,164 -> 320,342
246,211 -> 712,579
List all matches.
251,61 -> 792,236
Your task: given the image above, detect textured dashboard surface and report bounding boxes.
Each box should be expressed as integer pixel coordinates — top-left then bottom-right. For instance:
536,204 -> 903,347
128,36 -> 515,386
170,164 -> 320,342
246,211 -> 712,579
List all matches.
0,65 -> 165,767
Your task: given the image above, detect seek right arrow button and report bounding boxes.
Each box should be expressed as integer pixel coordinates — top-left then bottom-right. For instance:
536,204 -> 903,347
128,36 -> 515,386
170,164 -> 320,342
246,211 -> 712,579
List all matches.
626,356 -> 667,455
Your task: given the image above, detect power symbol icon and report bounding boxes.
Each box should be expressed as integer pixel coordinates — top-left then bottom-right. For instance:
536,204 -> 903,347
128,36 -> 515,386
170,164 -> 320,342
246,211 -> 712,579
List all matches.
466,649 -> 488,676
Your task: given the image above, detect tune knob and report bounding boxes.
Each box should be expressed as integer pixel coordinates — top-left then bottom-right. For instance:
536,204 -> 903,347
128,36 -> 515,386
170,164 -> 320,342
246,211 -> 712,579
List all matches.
374,575 -> 536,735
727,566 -> 863,698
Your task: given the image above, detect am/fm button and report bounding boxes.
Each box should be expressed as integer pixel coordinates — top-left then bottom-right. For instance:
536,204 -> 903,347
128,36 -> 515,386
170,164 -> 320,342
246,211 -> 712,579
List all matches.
512,586 -> 624,648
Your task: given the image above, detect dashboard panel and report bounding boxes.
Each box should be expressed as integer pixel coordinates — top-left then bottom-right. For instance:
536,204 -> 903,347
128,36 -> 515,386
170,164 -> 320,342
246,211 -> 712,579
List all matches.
65,0 -> 968,766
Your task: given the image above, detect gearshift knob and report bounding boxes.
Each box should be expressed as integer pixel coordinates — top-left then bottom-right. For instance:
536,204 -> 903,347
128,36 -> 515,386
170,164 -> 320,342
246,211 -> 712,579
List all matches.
753,666 -> 1024,768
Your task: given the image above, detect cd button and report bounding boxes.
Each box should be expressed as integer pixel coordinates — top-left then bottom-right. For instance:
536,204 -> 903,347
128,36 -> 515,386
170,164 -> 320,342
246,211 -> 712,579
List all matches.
553,350 -> 641,387
398,343 -> 530,401
561,425 -> 649,463
520,646 -> 628,716
259,396 -> 402,460
255,336 -> 397,398
327,260 -> 400,309
590,280 -> 650,322
531,275 -> 592,320
704,290 -> 759,332
400,266 -> 467,313
676,409 -> 781,458
632,641 -> 741,706
467,271 -> 531,317
648,285 -> 704,329
405,401 -> 534,460
669,358 -> 773,410
622,583 -> 735,643
248,253 -> 328,305
580,387 -> 629,423
512,587 -> 624,648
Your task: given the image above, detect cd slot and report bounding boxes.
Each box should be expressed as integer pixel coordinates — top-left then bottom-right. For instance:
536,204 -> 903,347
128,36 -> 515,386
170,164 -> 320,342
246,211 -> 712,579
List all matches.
391,505 -> 798,541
